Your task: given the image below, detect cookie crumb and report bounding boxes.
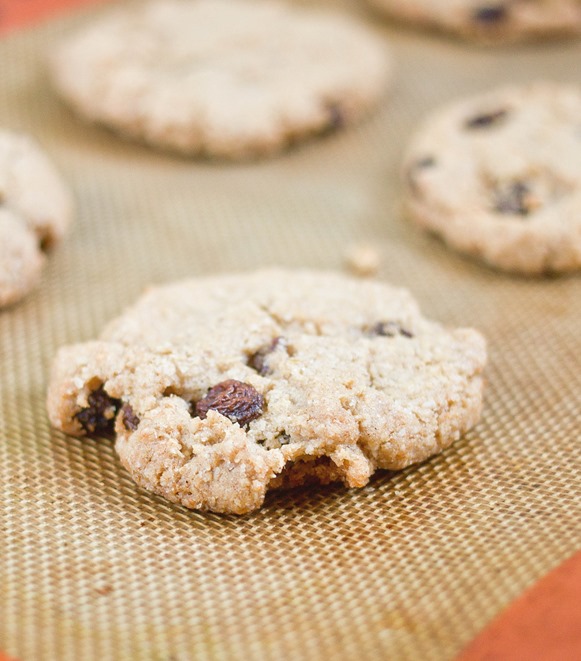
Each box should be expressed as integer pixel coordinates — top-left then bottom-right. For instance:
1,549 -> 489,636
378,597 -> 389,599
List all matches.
344,243 -> 381,277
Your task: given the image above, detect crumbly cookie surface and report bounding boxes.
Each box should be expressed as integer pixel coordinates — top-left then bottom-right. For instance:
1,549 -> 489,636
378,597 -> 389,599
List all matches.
47,270 -> 486,515
51,0 -> 391,159
368,0 -> 581,43
403,83 -> 581,275
0,130 -> 73,308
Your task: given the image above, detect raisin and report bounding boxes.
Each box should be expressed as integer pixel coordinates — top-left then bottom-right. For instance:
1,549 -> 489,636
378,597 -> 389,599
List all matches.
326,103 -> 345,131
465,108 -> 508,129
415,156 -> 436,169
319,103 -> 345,135
473,5 -> 507,23
494,181 -> 532,216
248,337 -> 284,376
39,236 -> 52,253
195,380 -> 264,426
368,322 -> 413,338
74,385 -> 121,436
407,156 -> 436,194
121,404 -> 140,431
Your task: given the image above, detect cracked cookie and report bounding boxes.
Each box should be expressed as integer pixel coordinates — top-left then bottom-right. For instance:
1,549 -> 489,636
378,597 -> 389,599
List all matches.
51,0 -> 391,160
47,270 -> 486,515
403,83 -> 581,274
367,0 -> 581,44
0,129 -> 73,308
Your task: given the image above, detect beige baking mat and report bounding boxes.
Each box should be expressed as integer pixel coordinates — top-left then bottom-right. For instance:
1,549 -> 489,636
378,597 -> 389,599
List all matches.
1,3 -> 580,660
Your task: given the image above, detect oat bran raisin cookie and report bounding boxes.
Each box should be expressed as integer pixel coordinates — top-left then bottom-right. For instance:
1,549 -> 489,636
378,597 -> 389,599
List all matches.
0,129 -> 73,308
367,0 -> 581,44
403,82 -> 581,274
47,270 -> 487,515
51,0 -> 391,159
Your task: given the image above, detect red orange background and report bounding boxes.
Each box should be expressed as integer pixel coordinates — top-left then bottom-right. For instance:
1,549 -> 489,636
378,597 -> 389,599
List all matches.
0,0 -> 104,34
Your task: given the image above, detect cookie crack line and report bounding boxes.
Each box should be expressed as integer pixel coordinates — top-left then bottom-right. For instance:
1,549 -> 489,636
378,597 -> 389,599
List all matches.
47,270 -> 487,515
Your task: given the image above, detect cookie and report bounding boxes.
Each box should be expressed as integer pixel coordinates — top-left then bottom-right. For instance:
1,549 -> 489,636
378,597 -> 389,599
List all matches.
367,0 -> 581,43
0,130 -> 73,308
47,270 -> 486,515
403,83 -> 581,275
51,0 -> 391,159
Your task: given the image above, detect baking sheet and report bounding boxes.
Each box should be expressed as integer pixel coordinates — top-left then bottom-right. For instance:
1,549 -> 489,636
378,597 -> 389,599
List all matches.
1,2 -> 580,659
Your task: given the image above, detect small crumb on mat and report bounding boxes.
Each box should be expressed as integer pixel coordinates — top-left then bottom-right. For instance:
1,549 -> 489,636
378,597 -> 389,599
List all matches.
344,243 -> 381,277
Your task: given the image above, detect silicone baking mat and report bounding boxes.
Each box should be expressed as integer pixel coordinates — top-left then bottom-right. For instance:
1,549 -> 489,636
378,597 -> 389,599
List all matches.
0,2 -> 580,659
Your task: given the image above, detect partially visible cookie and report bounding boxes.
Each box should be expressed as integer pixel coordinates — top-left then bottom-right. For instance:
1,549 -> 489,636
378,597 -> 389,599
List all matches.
0,130 -> 73,308
51,0 -> 391,159
403,83 -> 581,275
367,0 -> 581,43
47,270 -> 486,515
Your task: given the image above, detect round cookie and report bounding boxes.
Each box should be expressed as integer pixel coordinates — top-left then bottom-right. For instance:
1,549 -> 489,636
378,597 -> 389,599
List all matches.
47,270 -> 487,515
0,130 -> 73,308
51,0 -> 391,160
403,83 -> 581,275
367,0 -> 581,43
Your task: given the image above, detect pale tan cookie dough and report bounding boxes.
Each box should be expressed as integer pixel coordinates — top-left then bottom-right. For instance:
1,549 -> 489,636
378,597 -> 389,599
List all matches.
47,270 -> 486,515
51,0 -> 392,160
403,83 -> 581,275
367,0 -> 581,44
0,130 -> 73,308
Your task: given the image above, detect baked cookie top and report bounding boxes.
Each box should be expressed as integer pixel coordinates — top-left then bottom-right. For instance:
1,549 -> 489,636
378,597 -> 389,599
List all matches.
403,82 -> 581,275
0,130 -> 73,308
367,0 -> 581,44
47,270 -> 486,515
51,0 -> 391,159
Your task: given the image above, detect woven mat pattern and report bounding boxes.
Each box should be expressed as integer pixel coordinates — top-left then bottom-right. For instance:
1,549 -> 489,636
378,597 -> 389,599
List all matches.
1,3 -> 580,660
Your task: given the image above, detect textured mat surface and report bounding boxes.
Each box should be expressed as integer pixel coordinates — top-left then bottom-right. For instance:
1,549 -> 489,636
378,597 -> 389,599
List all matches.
0,2 -> 580,660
